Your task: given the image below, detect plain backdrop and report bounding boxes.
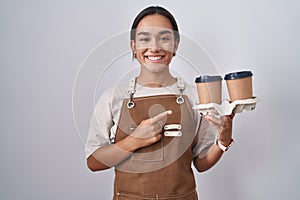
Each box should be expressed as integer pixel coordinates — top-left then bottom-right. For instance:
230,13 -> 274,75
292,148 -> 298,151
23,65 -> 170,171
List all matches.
1,0 -> 300,199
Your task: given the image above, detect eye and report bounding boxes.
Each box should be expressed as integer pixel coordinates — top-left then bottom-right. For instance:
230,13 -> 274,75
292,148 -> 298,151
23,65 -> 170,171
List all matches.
139,37 -> 150,42
159,36 -> 171,42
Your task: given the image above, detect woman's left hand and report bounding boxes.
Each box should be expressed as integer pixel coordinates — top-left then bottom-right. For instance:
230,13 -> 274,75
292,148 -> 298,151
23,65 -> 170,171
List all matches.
205,113 -> 235,146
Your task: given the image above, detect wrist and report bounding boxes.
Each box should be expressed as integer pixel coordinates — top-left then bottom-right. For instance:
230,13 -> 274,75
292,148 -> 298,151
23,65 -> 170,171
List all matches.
218,138 -> 232,147
215,138 -> 234,152
116,136 -> 138,152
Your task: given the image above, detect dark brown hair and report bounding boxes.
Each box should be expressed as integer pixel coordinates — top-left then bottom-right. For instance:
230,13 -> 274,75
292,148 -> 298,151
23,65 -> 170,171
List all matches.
130,6 -> 180,43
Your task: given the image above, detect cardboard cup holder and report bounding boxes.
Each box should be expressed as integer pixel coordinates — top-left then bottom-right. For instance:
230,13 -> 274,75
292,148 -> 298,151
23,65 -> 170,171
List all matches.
193,97 -> 260,116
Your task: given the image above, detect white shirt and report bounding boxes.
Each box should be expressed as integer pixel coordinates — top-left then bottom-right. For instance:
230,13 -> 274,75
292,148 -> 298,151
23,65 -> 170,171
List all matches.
85,78 -> 217,159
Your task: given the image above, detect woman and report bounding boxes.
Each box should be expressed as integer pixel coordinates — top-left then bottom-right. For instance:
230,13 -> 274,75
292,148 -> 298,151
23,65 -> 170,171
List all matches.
85,6 -> 234,199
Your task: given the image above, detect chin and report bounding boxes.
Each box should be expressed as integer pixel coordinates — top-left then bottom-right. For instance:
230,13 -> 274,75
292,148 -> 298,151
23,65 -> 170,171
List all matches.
143,63 -> 168,73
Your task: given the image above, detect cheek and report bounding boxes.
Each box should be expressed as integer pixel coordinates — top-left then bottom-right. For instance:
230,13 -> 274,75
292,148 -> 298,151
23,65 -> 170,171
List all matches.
136,48 -> 146,55
135,49 -> 147,61
160,43 -> 175,53
135,43 -> 145,50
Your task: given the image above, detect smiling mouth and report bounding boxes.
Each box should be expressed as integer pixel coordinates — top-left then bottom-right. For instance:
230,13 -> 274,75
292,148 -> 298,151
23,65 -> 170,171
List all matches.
145,56 -> 164,61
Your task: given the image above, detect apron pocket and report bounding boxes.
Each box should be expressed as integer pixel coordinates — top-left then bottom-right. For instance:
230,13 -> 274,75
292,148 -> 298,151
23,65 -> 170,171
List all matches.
132,139 -> 164,161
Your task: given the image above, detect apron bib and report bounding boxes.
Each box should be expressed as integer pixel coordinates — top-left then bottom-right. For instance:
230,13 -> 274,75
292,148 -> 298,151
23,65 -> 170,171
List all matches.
113,79 -> 198,200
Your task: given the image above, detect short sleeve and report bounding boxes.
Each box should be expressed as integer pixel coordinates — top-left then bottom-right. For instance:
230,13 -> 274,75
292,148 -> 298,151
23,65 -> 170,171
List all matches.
192,115 -> 218,158
85,90 -> 114,158
182,82 -> 217,158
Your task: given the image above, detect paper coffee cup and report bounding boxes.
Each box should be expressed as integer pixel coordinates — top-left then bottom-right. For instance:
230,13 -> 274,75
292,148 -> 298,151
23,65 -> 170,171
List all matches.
195,75 -> 222,104
224,71 -> 253,101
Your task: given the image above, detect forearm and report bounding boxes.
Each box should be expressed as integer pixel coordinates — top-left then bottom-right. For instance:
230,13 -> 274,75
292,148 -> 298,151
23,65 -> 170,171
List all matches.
194,114 -> 235,172
87,136 -> 138,172
193,144 -> 224,172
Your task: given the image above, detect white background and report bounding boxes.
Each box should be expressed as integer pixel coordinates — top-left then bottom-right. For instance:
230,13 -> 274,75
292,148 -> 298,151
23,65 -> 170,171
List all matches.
1,0 -> 300,199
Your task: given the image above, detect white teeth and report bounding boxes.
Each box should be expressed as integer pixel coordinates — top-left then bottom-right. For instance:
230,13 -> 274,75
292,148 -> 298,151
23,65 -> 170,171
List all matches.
147,56 -> 162,61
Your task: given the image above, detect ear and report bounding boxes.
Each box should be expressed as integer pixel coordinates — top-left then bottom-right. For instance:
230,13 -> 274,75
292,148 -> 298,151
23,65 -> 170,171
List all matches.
130,40 -> 137,59
173,39 -> 179,54
130,40 -> 136,52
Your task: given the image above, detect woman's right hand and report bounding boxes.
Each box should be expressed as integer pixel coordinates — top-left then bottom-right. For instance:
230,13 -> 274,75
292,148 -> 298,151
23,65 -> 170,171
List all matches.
87,110 -> 173,171
126,110 -> 173,151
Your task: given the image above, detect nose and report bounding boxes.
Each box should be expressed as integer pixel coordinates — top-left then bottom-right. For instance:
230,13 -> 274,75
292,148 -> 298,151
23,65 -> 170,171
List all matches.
149,38 -> 161,52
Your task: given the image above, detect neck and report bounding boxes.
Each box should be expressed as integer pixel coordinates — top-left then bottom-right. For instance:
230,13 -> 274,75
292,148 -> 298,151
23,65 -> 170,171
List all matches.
137,70 -> 176,88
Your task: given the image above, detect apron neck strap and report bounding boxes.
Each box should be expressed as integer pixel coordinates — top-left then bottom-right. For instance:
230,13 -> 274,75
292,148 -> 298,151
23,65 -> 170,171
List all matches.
127,77 -> 185,95
126,77 -> 186,108
176,77 -> 185,104
128,78 -> 136,95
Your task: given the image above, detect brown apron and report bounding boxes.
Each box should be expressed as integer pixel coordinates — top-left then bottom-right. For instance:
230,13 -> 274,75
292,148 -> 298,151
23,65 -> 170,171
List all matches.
113,80 -> 198,200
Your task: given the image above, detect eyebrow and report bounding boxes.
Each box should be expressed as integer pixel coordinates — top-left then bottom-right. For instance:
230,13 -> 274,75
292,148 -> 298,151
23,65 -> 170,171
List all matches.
137,30 -> 172,36
137,31 -> 150,36
159,30 -> 172,35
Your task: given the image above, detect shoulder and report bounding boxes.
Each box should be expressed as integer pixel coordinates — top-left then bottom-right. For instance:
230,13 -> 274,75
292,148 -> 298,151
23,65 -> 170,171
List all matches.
96,81 -> 129,103
181,79 -> 197,98
94,80 -> 130,116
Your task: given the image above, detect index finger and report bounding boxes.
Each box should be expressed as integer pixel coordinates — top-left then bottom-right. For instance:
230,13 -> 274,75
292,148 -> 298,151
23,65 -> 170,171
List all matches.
150,110 -> 173,124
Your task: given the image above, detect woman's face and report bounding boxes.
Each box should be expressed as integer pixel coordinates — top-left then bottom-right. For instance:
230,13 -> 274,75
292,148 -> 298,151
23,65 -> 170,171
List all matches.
131,14 -> 178,73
